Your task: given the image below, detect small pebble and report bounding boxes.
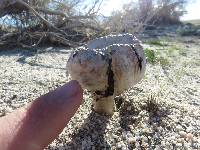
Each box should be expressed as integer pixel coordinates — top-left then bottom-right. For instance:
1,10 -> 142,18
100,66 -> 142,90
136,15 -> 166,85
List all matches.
122,131 -> 127,139
176,125 -> 183,131
186,126 -> 193,132
176,143 -> 182,147
5,107 -> 13,113
127,137 -> 136,144
116,142 -> 122,149
142,136 -> 148,143
155,145 -> 162,150
58,147 -> 65,150
142,128 -> 149,133
186,133 -> 193,141
113,134 -> 118,139
177,138 -> 184,143
135,142 -> 141,149
184,143 -> 190,149
121,143 -> 126,149
127,106 -> 131,111
126,131 -> 132,138
179,131 -> 187,138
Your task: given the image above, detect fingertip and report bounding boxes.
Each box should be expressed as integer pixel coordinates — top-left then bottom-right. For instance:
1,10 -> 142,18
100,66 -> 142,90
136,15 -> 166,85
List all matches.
0,80 -> 84,150
69,80 -> 83,94
70,80 -> 83,105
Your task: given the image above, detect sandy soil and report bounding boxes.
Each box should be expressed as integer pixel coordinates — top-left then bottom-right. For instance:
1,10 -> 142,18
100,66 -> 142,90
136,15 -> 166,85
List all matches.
0,36 -> 200,150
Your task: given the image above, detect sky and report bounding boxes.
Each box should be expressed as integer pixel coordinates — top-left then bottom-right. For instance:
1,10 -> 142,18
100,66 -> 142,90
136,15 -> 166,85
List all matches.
181,0 -> 200,20
99,0 -> 200,21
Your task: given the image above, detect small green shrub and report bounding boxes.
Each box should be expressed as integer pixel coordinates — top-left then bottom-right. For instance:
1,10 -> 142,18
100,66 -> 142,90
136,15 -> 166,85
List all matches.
144,48 -> 156,64
145,48 -> 170,66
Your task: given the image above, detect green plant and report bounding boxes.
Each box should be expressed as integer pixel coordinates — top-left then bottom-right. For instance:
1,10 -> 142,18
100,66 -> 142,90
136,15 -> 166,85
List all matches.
145,48 -> 170,66
144,48 -> 156,64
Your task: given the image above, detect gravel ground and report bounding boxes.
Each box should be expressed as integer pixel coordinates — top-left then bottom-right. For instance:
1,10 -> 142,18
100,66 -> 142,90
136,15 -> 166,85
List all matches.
0,36 -> 200,150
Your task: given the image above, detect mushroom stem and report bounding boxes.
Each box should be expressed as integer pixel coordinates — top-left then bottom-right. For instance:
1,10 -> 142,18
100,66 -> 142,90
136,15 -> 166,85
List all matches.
93,53 -> 115,115
93,95 -> 114,115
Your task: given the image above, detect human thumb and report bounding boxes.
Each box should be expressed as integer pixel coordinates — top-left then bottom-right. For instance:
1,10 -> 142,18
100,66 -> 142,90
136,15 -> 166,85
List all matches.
0,80 -> 83,150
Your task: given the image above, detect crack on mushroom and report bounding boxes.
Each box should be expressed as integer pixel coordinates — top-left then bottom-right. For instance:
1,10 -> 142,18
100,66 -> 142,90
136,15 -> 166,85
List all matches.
94,51 -> 114,100
104,54 -> 114,96
130,45 -> 143,71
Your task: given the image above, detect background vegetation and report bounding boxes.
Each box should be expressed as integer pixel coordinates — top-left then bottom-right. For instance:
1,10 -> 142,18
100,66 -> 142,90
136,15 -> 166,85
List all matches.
0,0 -> 196,49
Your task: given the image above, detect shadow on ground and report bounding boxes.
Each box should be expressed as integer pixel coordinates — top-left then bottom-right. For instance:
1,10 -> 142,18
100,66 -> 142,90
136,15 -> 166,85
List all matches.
59,110 -> 111,149
55,95 -> 171,150
117,95 -> 171,149
0,48 -> 71,70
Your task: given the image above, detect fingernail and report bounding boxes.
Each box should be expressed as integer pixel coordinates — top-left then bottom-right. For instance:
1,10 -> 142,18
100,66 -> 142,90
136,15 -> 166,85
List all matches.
52,80 -> 83,102
62,80 -> 82,97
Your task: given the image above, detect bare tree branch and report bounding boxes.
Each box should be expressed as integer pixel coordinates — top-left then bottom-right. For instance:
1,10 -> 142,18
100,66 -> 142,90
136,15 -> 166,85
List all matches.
0,0 -> 103,49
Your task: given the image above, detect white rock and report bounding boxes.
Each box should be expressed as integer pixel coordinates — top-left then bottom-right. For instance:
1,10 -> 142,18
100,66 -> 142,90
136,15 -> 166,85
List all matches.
121,143 -> 127,150
177,138 -> 184,143
170,135 -> 176,141
179,131 -> 187,138
5,106 -> 13,113
186,133 -> 193,141
186,126 -> 193,132
58,147 -> 65,150
176,143 -> 182,147
116,142 -> 122,149
176,125 -> 183,131
127,137 -> 136,144
113,134 -> 118,139
142,136 -> 148,143
155,145 -> 162,150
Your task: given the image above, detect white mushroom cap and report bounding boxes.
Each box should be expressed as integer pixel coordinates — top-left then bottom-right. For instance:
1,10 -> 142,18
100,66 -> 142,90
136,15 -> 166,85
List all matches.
67,49 -> 108,92
67,33 -> 146,96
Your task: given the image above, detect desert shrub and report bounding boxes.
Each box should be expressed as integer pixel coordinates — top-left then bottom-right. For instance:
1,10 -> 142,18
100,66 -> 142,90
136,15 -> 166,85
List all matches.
102,2 -> 141,33
103,0 -> 188,34
145,48 -> 170,66
145,48 -> 156,64
0,0 -> 103,48
177,23 -> 200,36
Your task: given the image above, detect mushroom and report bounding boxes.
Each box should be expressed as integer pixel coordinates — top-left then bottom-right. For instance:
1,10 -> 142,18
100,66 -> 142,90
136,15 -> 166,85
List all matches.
67,33 -> 146,115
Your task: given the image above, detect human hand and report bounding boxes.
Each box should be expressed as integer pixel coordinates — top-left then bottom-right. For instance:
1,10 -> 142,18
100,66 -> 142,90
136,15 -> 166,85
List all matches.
0,80 -> 83,150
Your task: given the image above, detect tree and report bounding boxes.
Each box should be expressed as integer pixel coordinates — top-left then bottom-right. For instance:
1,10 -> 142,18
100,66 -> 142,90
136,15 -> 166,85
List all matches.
153,0 -> 188,24
138,0 -> 153,22
0,0 -> 103,49
102,0 -> 188,34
